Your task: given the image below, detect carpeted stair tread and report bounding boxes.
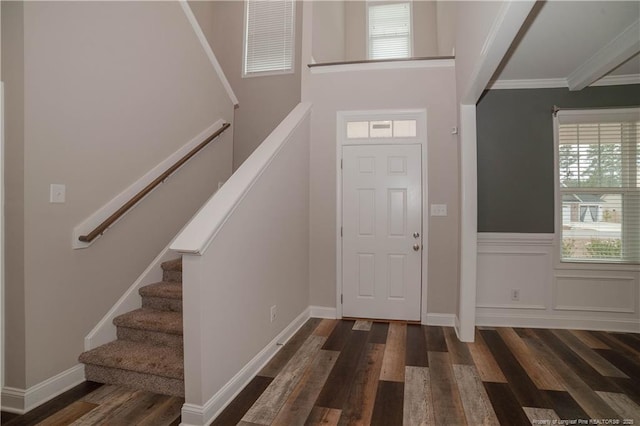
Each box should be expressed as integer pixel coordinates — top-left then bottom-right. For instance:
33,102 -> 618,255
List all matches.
79,340 -> 183,380
161,258 -> 182,272
139,281 -> 182,300
79,256 -> 184,396
84,364 -> 184,397
114,308 -> 182,335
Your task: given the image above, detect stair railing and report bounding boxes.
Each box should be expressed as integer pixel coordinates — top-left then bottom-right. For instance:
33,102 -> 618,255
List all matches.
78,122 -> 231,243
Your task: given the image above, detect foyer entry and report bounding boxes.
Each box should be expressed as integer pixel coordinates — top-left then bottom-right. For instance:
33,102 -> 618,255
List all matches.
338,110 -> 426,321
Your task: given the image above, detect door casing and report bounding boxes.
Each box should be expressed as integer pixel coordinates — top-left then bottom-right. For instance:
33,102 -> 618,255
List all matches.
336,109 -> 428,322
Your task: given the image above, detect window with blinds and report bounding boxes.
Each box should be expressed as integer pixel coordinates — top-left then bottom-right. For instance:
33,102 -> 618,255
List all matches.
243,0 -> 295,77
556,108 -> 640,264
367,2 -> 412,60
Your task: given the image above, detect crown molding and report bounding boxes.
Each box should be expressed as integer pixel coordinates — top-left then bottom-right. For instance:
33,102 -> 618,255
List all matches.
590,74 -> 640,87
488,73 -> 640,90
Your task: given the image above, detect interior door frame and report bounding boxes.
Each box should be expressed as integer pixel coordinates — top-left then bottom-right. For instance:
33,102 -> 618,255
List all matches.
336,109 -> 428,323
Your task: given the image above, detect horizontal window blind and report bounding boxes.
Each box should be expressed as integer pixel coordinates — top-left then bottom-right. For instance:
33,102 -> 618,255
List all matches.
368,2 -> 411,60
557,109 -> 639,264
244,0 -> 295,76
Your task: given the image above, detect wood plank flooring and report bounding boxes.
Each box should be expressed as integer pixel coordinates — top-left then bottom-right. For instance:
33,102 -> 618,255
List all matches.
216,320 -> 640,426
0,383 -> 182,426
2,320 -> 639,425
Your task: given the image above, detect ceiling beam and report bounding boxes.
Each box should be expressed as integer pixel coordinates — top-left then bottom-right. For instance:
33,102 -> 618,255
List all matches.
461,1 -> 537,104
567,19 -> 640,91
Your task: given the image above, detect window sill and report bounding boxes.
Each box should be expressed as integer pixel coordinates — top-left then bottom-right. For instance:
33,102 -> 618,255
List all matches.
555,260 -> 640,272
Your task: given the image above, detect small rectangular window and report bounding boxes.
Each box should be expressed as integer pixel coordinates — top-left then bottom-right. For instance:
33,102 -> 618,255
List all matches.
370,120 -> 393,138
368,2 -> 412,60
243,0 -> 295,77
393,120 -> 417,137
347,121 -> 370,139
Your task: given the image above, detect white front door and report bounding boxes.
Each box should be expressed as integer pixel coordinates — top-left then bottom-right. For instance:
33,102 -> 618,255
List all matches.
342,144 -> 422,321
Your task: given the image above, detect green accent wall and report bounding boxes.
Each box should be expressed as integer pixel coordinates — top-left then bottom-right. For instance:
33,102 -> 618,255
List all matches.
476,84 -> 640,233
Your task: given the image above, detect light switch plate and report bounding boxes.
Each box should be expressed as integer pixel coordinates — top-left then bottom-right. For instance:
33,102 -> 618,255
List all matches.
50,184 -> 66,203
430,204 -> 447,217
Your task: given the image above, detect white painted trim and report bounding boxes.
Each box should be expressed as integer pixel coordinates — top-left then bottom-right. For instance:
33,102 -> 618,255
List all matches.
458,105 -> 478,343
336,109 -> 428,323
488,78 -> 568,90
1,81 -> 5,390
476,303 -> 547,310
300,1 -> 313,102
424,313 -> 456,327
180,308 -> 311,426
461,1 -> 536,104
553,274 -> 637,314
72,120 -> 227,249
309,306 -> 338,319
171,103 -> 312,255
488,74 -> 640,90
567,20 -> 640,91
179,1 -> 238,107
84,245 -> 179,350
309,58 -> 454,74
478,232 -> 554,246
1,364 -> 85,414
591,74 -> 640,87
476,312 -> 640,333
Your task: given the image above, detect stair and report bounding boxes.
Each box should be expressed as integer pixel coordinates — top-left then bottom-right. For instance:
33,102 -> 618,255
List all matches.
79,258 -> 185,397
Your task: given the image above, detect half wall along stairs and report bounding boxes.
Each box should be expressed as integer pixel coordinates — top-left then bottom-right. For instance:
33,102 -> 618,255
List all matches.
79,258 -> 185,397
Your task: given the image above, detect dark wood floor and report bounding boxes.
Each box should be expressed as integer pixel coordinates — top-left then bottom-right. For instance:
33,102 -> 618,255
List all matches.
2,319 -> 639,425
0,382 -> 182,426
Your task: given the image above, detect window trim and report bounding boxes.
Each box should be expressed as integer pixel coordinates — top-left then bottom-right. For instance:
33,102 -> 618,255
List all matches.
553,107 -> 640,268
242,0 -> 296,79
365,1 -> 413,61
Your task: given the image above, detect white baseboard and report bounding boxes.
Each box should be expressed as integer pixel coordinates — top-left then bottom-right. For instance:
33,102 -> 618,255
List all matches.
424,313 -> 457,327
308,306 -> 454,326
476,312 -> 640,333
309,305 -> 337,319
1,364 -> 85,414
180,307 -> 311,426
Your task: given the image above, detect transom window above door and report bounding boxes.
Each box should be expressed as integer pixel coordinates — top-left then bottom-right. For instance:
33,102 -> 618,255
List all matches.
346,119 -> 417,139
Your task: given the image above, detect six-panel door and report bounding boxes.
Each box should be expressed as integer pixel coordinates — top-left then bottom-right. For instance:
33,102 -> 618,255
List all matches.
342,144 -> 422,321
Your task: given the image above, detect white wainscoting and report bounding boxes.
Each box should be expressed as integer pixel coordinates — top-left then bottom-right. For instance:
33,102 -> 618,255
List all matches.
476,233 -> 640,332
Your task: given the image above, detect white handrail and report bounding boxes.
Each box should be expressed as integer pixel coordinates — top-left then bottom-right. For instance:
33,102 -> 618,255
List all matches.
170,102 -> 312,255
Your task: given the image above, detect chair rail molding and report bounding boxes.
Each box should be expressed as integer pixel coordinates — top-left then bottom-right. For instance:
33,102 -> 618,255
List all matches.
476,232 -> 640,333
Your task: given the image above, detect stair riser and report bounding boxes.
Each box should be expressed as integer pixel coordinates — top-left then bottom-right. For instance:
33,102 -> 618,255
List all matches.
142,296 -> 182,312
162,270 -> 182,283
117,327 -> 183,349
85,364 -> 184,397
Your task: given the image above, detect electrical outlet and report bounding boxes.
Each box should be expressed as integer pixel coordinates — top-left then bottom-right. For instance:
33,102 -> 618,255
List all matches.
511,289 -> 520,301
270,305 -> 277,323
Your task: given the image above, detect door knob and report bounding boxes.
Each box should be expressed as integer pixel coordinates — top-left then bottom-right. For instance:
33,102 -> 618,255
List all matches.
413,243 -> 420,251
413,232 -> 420,238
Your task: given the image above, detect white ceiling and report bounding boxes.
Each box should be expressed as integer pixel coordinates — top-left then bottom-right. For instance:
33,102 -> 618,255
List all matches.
492,0 -> 640,89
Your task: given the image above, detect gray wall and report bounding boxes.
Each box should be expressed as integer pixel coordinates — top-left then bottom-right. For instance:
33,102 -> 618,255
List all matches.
476,85 -> 640,233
